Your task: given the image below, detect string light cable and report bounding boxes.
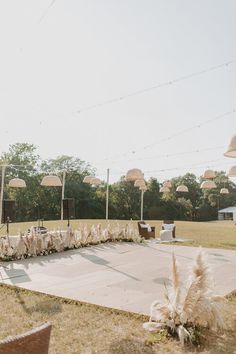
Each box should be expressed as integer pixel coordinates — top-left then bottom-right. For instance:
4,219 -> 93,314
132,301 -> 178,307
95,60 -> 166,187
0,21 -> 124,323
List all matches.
75,59 -> 236,115
95,108 -> 236,164
1,160 -> 234,185
95,158 -> 233,180
100,145 -> 225,165
38,0 -> 57,24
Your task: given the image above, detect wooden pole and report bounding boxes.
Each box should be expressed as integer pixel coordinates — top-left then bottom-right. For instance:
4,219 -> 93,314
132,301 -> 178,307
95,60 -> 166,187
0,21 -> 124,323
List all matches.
141,190 -> 144,221
0,165 -> 7,225
106,168 -> 110,221
61,170 -> 66,221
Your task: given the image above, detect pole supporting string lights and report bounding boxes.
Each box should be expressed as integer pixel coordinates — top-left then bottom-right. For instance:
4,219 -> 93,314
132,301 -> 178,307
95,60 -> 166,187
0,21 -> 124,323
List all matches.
1,131 -> 236,225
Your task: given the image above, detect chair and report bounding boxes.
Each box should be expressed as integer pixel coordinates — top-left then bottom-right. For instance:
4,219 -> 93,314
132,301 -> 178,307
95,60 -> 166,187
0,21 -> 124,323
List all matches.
160,229 -> 173,241
28,226 -> 48,235
138,221 -> 155,239
0,323 -> 52,354
161,220 -> 176,238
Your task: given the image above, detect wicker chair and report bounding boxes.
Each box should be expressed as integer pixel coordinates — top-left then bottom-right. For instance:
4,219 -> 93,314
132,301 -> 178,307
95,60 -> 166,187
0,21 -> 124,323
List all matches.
138,221 -> 155,239
161,220 -> 176,238
0,323 -> 52,354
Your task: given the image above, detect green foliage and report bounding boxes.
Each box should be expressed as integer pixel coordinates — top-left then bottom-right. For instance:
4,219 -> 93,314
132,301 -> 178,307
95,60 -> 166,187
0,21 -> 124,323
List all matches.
1,143 -> 236,222
109,178 -> 140,219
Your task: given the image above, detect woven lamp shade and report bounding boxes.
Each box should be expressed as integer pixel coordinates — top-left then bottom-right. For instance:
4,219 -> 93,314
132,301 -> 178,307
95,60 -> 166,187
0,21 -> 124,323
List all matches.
41,175 -> 62,187
126,169 -> 143,182
224,134 -> 236,158
8,178 -> 26,188
90,177 -> 101,186
83,175 -> 94,183
134,179 -> 146,188
228,165 -> 236,177
160,186 -> 170,193
163,181 -> 172,188
200,180 -> 216,189
202,169 -> 216,179
139,185 -> 147,191
220,188 -> 229,194
176,185 -> 188,192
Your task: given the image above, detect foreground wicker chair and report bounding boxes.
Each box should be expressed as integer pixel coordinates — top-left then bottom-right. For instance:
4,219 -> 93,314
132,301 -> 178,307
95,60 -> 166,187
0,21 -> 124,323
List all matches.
0,323 -> 52,354
138,221 -> 155,239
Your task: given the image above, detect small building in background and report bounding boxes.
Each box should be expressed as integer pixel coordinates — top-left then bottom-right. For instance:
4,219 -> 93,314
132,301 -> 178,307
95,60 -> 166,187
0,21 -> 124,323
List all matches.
218,206 -> 236,221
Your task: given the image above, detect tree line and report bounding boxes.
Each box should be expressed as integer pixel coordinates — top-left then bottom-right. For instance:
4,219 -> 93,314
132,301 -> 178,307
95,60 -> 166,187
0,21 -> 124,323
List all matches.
1,143 -> 236,222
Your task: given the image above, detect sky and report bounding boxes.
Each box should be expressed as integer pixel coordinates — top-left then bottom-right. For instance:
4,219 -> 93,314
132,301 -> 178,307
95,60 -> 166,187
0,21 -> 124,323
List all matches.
0,0 -> 236,182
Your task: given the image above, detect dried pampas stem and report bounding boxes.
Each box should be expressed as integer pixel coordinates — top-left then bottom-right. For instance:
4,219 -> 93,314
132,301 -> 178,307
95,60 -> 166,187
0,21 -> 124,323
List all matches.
144,249 -> 226,346
0,223 -> 142,262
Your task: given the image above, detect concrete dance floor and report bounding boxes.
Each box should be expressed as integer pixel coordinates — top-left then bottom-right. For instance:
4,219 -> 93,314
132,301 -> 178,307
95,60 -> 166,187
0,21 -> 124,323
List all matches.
1,241 -> 236,315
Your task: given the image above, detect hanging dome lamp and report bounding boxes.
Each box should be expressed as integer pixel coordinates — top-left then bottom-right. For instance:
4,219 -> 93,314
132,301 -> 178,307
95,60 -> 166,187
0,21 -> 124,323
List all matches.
40,175 -> 62,187
163,181 -> 172,188
126,168 -> 143,182
8,178 -> 26,188
224,134 -> 236,158
220,188 -> 229,194
139,185 -> 147,192
160,186 -> 170,193
134,179 -> 146,188
83,175 -> 94,184
227,165 -> 236,177
200,180 -> 216,189
176,185 -> 188,192
90,177 -> 102,186
202,169 -> 216,179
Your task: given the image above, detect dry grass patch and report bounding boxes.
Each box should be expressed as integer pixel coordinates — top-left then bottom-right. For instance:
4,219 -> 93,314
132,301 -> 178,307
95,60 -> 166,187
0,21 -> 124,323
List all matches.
0,284 -> 236,353
173,220 -> 236,250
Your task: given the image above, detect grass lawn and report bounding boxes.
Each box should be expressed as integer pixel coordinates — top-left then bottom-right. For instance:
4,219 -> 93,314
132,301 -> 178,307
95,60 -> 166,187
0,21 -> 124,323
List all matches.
1,219 -> 236,250
0,284 -> 235,354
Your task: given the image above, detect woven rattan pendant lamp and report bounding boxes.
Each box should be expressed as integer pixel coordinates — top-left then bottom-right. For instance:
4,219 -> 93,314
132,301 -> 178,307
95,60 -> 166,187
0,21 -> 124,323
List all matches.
83,175 -> 94,184
40,175 -> 62,187
224,134 -> 236,158
220,188 -> 229,194
176,185 -> 188,192
8,178 -> 26,188
228,165 -> 236,177
90,177 -> 102,186
163,181 -> 172,188
126,169 -> 143,181
134,179 -> 146,188
200,180 -> 216,189
139,185 -> 147,192
160,186 -> 170,193
202,169 -> 216,179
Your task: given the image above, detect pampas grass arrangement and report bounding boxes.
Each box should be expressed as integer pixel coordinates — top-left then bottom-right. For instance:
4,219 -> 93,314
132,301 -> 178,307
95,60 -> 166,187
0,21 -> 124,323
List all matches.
0,223 -> 142,262
143,250 -> 226,346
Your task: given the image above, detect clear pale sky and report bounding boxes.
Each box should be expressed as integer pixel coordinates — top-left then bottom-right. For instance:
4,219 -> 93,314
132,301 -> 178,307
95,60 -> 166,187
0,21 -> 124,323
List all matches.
0,0 -> 236,182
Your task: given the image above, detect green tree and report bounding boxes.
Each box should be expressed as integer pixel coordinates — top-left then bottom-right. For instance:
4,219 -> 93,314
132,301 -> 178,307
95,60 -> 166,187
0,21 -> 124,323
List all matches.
109,177 -> 140,219
144,178 -> 161,219
172,173 -> 202,208
1,143 -> 41,221
40,155 -> 98,219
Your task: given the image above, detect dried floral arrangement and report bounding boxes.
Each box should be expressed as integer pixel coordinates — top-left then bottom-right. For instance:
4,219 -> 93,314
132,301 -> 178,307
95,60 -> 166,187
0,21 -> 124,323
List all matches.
143,250 -> 226,346
0,223 -> 142,261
